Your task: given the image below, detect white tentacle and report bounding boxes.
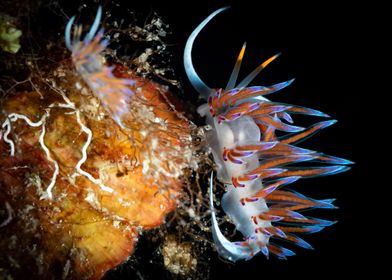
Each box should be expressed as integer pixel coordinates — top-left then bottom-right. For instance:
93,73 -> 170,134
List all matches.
184,7 -> 229,99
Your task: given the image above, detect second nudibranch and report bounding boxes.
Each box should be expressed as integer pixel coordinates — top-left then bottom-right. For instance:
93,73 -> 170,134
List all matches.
184,7 -> 352,261
65,6 -> 135,127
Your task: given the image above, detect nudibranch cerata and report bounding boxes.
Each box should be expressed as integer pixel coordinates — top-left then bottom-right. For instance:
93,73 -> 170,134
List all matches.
184,7 -> 353,261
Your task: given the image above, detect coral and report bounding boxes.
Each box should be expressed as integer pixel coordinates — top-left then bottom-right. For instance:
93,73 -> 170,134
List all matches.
0,13 -> 194,278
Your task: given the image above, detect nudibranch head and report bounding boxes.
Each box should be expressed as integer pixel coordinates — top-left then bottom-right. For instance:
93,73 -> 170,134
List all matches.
185,8 -> 353,261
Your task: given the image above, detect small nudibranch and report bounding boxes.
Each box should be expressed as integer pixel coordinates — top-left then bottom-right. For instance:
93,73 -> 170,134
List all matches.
65,6 -> 135,127
184,7 -> 353,261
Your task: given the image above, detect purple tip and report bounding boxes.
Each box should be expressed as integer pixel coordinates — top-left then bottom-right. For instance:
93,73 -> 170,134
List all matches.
230,112 -> 242,120
217,115 -> 226,124
247,235 -> 257,240
247,174 -> 260,181
270,215 -> 284,221
261,228 -> 272,236
232,158 -> 245,164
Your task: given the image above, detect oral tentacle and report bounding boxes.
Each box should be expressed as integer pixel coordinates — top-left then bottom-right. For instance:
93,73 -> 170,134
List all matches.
184,7 -> 229,99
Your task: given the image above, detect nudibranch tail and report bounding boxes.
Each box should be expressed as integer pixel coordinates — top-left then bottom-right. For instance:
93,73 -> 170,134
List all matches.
65,6 -> 135,127
186,8 -> 352,262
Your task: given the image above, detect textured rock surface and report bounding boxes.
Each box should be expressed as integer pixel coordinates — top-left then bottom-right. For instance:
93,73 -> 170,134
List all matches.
0,63 -> 193,279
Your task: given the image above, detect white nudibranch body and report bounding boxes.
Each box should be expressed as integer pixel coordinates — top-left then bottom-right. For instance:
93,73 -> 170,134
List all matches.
201,106 -> 272,261
185,8 -> 352,261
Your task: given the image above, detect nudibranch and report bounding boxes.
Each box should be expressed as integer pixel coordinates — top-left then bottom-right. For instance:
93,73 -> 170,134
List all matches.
184,7 -> 352,261
65,6 -> 135,128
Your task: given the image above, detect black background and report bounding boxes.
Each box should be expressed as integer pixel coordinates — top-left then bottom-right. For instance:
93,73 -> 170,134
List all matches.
1,0 -> 377,278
